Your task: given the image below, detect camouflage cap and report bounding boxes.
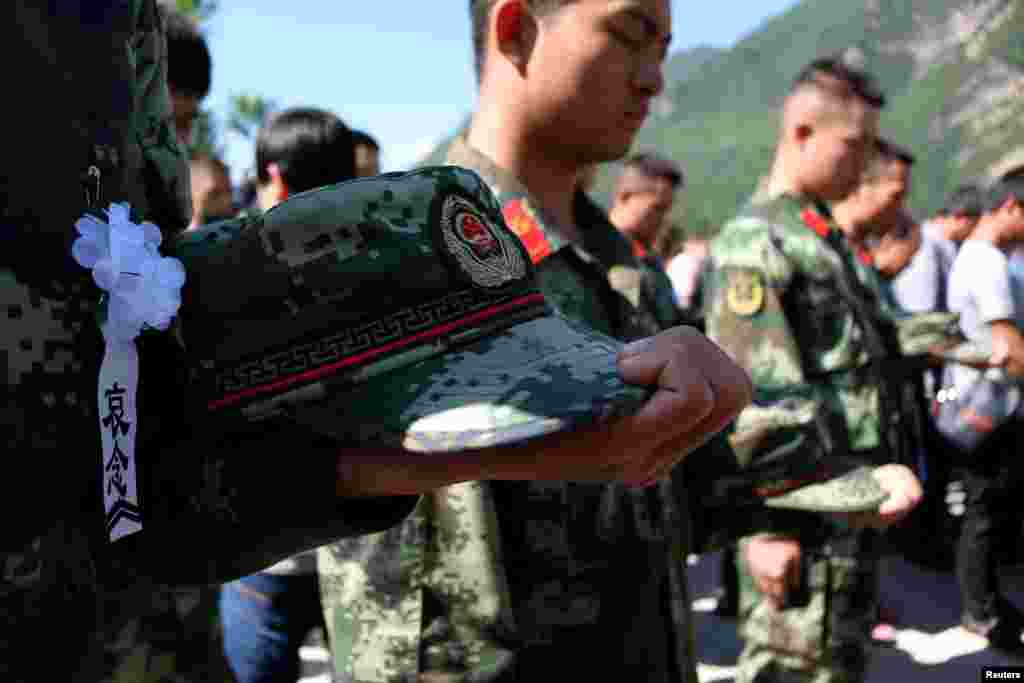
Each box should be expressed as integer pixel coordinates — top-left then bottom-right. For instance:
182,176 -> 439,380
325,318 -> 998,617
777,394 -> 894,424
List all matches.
761,461 -> 889,513
171,166 -> 649,453
895,311 -> 962,357
939,338 -> 994,366
716,400 -> 889,513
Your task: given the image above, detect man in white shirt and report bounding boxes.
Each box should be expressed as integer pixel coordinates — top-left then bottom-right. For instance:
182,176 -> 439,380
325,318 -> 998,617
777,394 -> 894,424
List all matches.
945,175 -> 1024,651
895,184 -> 982,313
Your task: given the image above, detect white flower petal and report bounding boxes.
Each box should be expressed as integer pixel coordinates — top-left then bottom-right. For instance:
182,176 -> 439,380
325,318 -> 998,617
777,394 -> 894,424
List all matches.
141,222 -> 163,247
75,215 -> 105,240
72,203 -> 187,342
93,258 -> 118,291
71,239 -> 102,269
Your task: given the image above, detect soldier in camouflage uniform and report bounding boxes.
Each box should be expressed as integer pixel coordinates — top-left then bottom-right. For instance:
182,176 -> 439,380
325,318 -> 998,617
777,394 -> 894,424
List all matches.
1,2 -> 201,679
98,6 -> 234,680
706,58 -> 929,683
3,5 -> 753,680
317,2 -> 738,681
608,153 -> 694,321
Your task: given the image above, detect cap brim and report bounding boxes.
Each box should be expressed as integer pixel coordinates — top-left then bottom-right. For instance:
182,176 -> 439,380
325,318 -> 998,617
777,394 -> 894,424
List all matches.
940,340 -> 993,366
763,465 -> 889,513
279,313 -> 651,453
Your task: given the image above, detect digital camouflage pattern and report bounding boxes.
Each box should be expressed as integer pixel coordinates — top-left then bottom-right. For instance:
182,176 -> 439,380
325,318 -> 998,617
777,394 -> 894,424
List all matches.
735,529 -> 877,683
319,483 -> 516,683
708,195 -> 884,455
315,136 -> 702,683
0,1 -> 227,680
894,311 -> 961,357
708,193 -> 895,683
449,138 -> 698,683
762,467 -> 887,514
172,165 -> 649,454
100,585 -> 233,683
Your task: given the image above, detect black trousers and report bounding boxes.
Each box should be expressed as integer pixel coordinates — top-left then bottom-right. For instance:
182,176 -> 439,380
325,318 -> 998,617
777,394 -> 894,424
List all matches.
956,420 -> 1024,623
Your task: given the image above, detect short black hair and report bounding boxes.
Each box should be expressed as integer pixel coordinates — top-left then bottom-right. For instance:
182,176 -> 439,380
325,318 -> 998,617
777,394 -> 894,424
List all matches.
876,138 -> 915,166
622,153 -> 684,188
1000,165 -> 1024,181
791,56 -> 886,109
162,5 -> 212,99
469,0 -> 562,80
351,129 -> 380,152
861,137 -> 915,182
982,176 -> 1024,214
941,184 -> 983,218
255,107 -> 355,194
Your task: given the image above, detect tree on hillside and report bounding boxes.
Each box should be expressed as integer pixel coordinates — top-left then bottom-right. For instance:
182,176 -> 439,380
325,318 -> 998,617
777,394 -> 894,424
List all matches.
189,110 -> 222,159
174,0 -> 218,22
166,0 -> 221,157
227,93 -> 279,141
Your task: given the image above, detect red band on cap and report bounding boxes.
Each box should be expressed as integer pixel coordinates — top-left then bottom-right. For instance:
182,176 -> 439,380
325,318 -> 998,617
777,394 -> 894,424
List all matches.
208,292 -> 547,411
753,468 -> 834,499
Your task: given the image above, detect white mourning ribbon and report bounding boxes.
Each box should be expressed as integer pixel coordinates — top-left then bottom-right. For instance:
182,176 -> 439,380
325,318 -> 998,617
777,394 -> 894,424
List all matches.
72,203 -> 185,542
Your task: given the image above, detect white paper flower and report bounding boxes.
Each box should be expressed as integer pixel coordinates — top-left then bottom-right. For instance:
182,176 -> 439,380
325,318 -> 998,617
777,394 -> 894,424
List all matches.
72,203 -> 186,344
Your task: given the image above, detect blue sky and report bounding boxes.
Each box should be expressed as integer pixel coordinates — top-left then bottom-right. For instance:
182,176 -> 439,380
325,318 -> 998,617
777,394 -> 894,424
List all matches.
203,1 -> 798,181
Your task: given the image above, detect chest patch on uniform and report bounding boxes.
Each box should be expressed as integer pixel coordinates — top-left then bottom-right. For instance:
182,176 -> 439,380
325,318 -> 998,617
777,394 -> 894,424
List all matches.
725,268 -> 765,317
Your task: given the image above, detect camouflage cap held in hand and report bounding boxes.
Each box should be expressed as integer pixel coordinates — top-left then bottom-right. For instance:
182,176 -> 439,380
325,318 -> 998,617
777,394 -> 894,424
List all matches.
895,311 -> 962,357
709,400 -> 889,513
171,166 -> 649,453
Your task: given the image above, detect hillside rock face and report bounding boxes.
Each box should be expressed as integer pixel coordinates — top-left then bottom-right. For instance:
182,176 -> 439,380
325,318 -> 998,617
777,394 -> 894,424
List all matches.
890,0 -> 1024,179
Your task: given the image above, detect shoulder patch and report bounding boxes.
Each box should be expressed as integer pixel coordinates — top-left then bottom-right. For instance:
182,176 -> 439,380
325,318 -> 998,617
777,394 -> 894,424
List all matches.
725,268 -> 765,317
502,198 -> 553,264
800,208 -> 830,238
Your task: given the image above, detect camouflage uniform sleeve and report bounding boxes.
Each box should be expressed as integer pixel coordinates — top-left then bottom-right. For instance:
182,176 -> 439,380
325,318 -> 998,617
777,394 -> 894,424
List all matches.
130,0 -> 191,234
705,216 -> 822,466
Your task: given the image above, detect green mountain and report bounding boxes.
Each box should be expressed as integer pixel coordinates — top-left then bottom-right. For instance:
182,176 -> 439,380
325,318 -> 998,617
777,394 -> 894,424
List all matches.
422,0 -> 1024,237
663,45 -> 722,85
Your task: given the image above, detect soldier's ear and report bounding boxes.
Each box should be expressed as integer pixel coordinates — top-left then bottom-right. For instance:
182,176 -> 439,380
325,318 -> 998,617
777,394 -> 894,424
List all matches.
794,123 -> 814,146
258,163 -> 290,211
493,0 -> 537,72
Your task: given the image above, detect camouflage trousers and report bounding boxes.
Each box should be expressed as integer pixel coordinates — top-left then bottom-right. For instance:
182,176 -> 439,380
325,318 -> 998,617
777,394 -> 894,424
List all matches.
318,482 -> 516,683
734,529 -> 878,683
100,584 -> 234,683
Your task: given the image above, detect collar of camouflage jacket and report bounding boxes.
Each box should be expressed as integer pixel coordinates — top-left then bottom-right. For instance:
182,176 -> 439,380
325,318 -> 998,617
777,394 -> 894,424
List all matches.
792,195 -> 875,267
446,136 -> 640,273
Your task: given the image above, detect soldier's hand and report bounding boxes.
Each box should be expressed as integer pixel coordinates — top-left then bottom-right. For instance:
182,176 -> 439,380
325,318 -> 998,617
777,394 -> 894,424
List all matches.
612,326 -> 752,488
834,464 -> 923,530
744,534 -> 801,609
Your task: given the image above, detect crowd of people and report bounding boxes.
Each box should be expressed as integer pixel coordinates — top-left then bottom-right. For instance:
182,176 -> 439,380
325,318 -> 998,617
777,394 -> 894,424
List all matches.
3,1 -> 1024,682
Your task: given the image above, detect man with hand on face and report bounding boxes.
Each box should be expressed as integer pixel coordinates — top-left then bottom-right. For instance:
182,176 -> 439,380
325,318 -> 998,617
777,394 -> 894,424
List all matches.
706,58 -> 926,683
188,154 -> 235,229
